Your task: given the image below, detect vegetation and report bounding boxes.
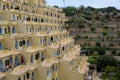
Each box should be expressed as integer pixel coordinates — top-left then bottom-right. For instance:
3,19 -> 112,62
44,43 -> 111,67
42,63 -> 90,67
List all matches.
102,30 -> 108,41
63,5 -> 120,79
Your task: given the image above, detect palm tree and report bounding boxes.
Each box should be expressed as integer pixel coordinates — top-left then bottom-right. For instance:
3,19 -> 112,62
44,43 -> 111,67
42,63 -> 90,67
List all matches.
102,31 -> 108,41
78,5 -> 85,14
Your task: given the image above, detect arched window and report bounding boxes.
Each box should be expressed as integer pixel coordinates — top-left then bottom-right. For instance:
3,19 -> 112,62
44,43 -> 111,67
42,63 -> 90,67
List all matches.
30,28 -> 32,32
0,60 -> 3,71
52,65 -> 54,71
15,41 -> 18,49
27,40 -> 30,47
21,55 -> 26,64
41,52 -> 44,61
40,38 -> 42,46
41,19 -> 43,22
36,27 -> 37,33
9,57 -> 12,64
5,28 -> 7,34
50,37 -> 53,41
0,42 -> 2,50
23,40 -> 25,45
8,26 -> 10,33
56,65 -> 58,72
47,69 -> 49,77
26,73 -> 30,79
62,47 -> 64,51
14,56 -> 19,67
31,72 -> 34,80
12,27 -> 16,33
0,27 -> 2,34
48,38 -> 50,44
35,53 -> 39,60
26,27 -> 28,33
31,55 -> 34,63
32,27 -> 34,32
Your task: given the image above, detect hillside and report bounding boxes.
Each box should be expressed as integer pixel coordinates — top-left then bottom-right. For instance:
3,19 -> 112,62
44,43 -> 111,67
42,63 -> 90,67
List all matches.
63,6 -> 120,80
63,6 -> 120,56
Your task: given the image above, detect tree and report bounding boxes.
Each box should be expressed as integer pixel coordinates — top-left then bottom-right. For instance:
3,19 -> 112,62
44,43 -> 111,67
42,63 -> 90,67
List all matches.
102,31 -> 108,41
115,71 -> 120,79
90,27 -> 96,33
53,5 -> 59,8
105,66 -> 117,75
117,31 -> 120,38
113,11 -> 118,16
78,5 -> 85,14
97,55 -> 117,72
63,6 -> 77,16
96,42 -> 101,47
105,14 -> 110,20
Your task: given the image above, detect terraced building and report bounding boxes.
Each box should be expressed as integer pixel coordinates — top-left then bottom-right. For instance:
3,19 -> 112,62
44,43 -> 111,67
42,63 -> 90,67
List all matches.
0,0 -> 89,80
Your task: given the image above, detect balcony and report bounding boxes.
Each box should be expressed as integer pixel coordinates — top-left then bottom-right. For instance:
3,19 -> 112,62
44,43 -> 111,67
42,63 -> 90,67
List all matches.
0,35 -> 4,40
0,72 -> 6,79
11,65 -> 29,75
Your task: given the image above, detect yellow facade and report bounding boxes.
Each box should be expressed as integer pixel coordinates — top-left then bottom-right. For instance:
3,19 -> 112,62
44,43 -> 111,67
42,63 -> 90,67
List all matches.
0,0 -> 89,80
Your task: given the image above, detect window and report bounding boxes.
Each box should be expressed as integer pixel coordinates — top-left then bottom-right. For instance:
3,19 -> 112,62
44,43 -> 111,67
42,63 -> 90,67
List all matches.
0,27 -> 2,34
15,41 -> 18,49
23,40 -> 25,45
18,78 -> 21,80
8,26 -> 10,33
23,75 -> 25,80
35,53 -> 39,60
27,40 -> 30,47
4,28 -> 7,34
12,27 -> 16,33
30,28 -> 32,32
35,27 -> 38,33
48,38 -> 50,44
0,42 -> 2,50
12,14 -> 16,21
31,55 -> 34,63
62,47 -> 64,51
31,72 -> 34,80
19,41 -> 23,47
54,51 -> 58,57
56,77 -> 58,80
14,56 -> 19,67
0,3 -> 1,9
32,27 -> 34,32
56,65 -> 58,72
41,52 -> 44,61
5,59 -> 9,67
23,16 -> 26,21
47,69 -> 49,77
0,60 -> 3,72
50,37 -> 53,42
3,5 -> 5,10
41,26 -> 44,32
40,38 -> 42,46
26,73 -> 30,79
0,15 -> 2,20
9,57 -> 12,64
26,27 -> 28,33
52,65 -> 54,71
